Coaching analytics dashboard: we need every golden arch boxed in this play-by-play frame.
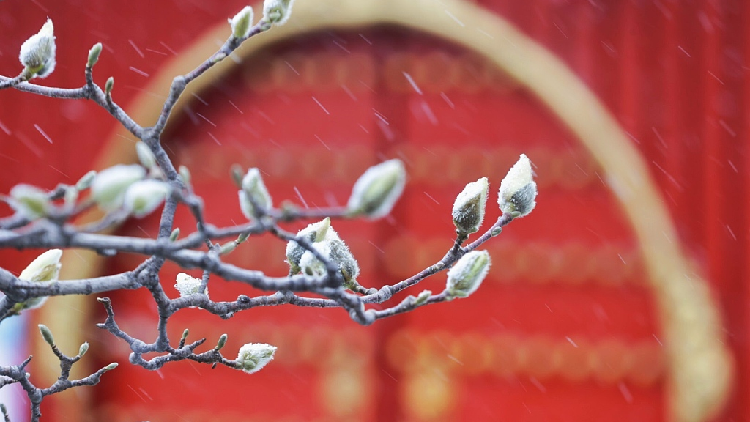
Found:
[46,1,731,421]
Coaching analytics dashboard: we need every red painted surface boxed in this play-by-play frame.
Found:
[0,1,747,421]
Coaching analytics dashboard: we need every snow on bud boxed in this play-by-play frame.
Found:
[174,273,208,297]
[91,165,146,211]
[329,237,360,285]
[263,0,294,25]
[453,177,489,235]
[414,290,432,306]
[285,217,330,273]
[498,154,537,218]
[229,6,254,39]
[9,184,50,219]
[13,249,63,312]
[123,180,169,217]
[135,141,156,170]
[19,19,56,78]
[347,159,406,219]
[238,168,272,219]
[299,244,330,277]
[446,250,490,299]
[236,343,277,374]
[87,42,102,68]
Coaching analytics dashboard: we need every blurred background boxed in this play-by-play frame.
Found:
[0,0,747,421]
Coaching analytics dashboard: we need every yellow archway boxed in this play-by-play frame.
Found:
[44,1,731,421]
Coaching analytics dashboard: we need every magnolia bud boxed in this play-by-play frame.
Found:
[236,343,277,374]
[285,218,330,273]
[219,241,237,255]
[498,154,537,218]
[229,6,254,39]
[170,228,181,241]
[217,334,228,350]
[453,177,489,235]
[91,165,146,211]
[75,170,97,191]
[63,187,78,210]
[238,168,272,219]
[174,273,207,298]
[446,250,490,299]
[299,248,327,277]
[12,249,63,312]
[9,184,50,219]
[105,77,114,97]
[123,180,169,217]
[38,324,55,346]
[19,19,56,78]
[415,290,432,306]
[290,220,361,288]
[347,159,406,219]
[178,165,191,186]
[263,0,294,25]
[87,42,102,68]
[103,363,118,371]
[79,342,90,357]
[328,237,359,285]
[135,141,156,170]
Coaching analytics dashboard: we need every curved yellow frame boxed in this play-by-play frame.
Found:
[43,1,731,421]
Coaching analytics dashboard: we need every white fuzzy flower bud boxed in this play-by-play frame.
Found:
[87,42,102,68]
[135,141,156,170]
[446,250,490,299]
[285,218,360,286]
[123,180,170,217]
[9,184,50,219]
[19,19,56,78]
[75,170,97,191]
[263,0,294,25]
[105,77,114,97]
[285,218,330,273]
[229,6,254,39]
[238,168,272,219]
[174,273,207,297]
[453,177,489,235]
[236,343,277,374]
[498,154,537,218]
[347,159,406,219]
[91,165,146,211]
[14,249,63,312]
[299,243,330,277]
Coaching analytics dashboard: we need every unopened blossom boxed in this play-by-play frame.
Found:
[90,165,146,211]
[347,159,406,219]
[229,6,254,39]
[19,19,56,78]
[452,177,489,235]
[498,154,537,218]
[236,343,277,374]
[12,249,63,312]
[446,250,490,299]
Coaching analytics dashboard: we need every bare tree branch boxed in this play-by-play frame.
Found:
[0,4,539,421]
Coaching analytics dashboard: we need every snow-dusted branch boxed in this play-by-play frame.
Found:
[0,1,539,420]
